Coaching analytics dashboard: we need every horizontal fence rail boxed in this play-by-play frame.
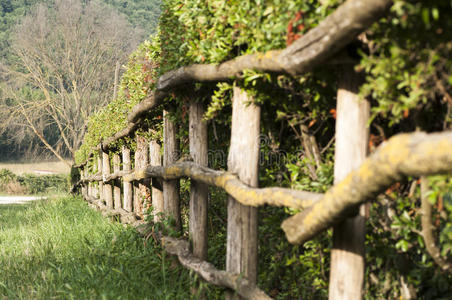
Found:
[72,0,451,298]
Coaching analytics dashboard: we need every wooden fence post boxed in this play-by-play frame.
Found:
[189,100,208,259]
[87,165,92,198]
[329,66,369,300]
[102,150,113,208]
[97,152,103,201]
[149,139,164,220]
[163,108,181,230]
[80,167,86,197]
[113,153,121,208]
[134,135,150,216]
[122,146,133,212]
[226,86,260,299]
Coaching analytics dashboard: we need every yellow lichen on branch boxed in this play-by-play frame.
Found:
[281,131,452,245]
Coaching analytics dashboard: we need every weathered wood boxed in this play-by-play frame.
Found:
[328,67,369,300]
[163,109,181,230]
[84,195,145,227]
[80,167,86,197]
[113,153,121,209]
[102,150,113,208]
[281,131,452,244]
[189,101,209,260]
[134,135,150,216]
[78,161,323,210]
[420,177,452,273]
[157,0,391,90]
[149,139,164,221]
[97,154,103,201]
[226,87,260,299]
[87,166,92,197]
[163,237,272,300]
[122,146,133,212]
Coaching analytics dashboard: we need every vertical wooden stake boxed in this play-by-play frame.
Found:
[329,66,369,300]
[113,153,121,208]
[97,153,103,201]
[87,165,92,198]
[189,101,208,259]
[80,167,86,197]
[134,135,150,217]
[122,146,133,212]
[149,140,164,221]
[163,108,181,231]
[226,86,260,299]
[102,150,113,208]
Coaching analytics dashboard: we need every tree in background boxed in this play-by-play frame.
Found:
[0,0,141,165]
[102,0,161,35]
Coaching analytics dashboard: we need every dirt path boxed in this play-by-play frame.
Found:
[0,196,47,205]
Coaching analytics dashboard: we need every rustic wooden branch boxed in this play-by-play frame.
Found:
[420,177,452,273]
[74,0,391,168]
[132,162,322,210]
[84,195,145,227]
[282,131,452,245]
[163,236,272,300]
[278,0,391,75]
[156,0,391,90]
[82,193,271,299]
[76,161,322,210]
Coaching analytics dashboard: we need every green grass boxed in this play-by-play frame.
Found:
[0,196,199,299]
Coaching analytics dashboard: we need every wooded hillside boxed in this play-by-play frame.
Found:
[0,0,160,161]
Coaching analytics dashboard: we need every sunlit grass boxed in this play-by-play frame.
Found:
[0,160,70,175]
[0,196,197,299]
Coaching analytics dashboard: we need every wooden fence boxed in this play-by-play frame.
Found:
[73,0,452,299]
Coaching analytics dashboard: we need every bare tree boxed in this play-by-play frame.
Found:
[0,0,141,165]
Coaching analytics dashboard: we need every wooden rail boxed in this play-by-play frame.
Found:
[73,0,452,298]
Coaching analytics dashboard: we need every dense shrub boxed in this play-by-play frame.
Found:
[0,169,68,194]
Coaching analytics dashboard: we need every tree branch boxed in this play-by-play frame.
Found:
[282,131,452,244]
[420,177,452,273]
[163,237,272,300]
[75,161,323,210]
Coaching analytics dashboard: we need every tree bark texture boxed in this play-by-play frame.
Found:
[163,109,181,231]
[102,150,113,208]
[81,167,87,197]
[79,160,323,210]
[122,146,133,212]
[97,153,103,201]
[149,140,164,221]
[134,135,150,217]
[163,237,272,300]
[420,177,452,273]
[328,67,369,300]
[113,153,121,209]
[87,166,93,197]
[281,131,452,246]
[189,101,209,260]
[226,87,260,299]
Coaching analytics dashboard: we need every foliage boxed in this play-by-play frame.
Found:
[102,0,161,35]
[359,0,452,125]
[74,0,452,298]
[0,168,68,195]
[364,177,452,299]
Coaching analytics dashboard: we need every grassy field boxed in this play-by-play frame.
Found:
[0,160,70,175]
[0,196,209,299]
